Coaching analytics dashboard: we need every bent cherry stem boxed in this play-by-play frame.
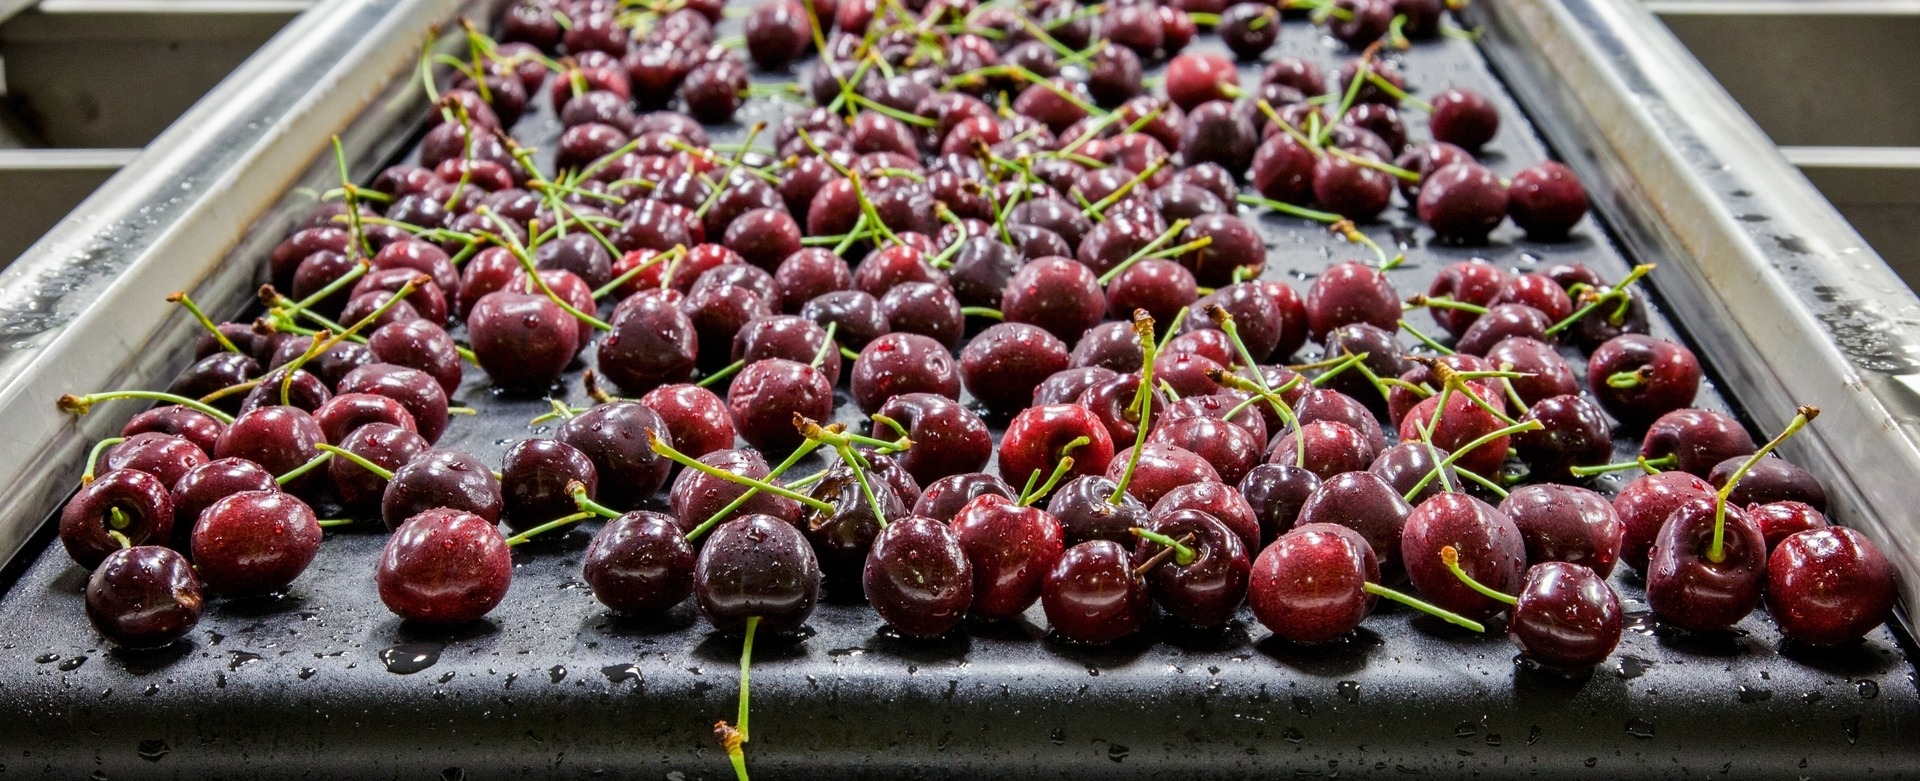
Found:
[1131,527,1195,567]
[1439,545,1518,606]
[1709,405,1818,563]
[1109,311,1159,504]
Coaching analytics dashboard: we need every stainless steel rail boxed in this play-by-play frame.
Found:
[0,0,474,567]
[1475,0,1920,611]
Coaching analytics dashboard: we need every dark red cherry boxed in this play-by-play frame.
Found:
[772,248,853,313]
[875,393,992,484]
[101,433,207,490]
[1749,501,1830,552]
[1306,260,1399,340]
[1513,394,1614,481]
[913,473,1014,524]
[953,495,1066,620]
[1178,101,1258,176]
[368,320,463,396]
[168,352,257,411]
[1484,337,1577,407]
[1180,215,1266,288]
[1394,142,1475,202]
[800,289,891,350]
[60,470,174,570]
[1002,257,1105,343]
[556,401,672,509]
[191,490,321,596]
[380,449,503,531]
[1508,162,1590,239]
[167,458,276,551]
[337,363,450,445]
[215,406,326,498]
[682,58,748,123]
[1106,443,1220,507]
[377,508,512,625]
[669,449,801,532]
[1417,163,1508,243]
[1614,471,1714,576]
[1250,523,1380,644]
[960,322,1071,414]
[695,514,821,633]
[1042,540,1150,644]
[998,403,1117,489]
[1454,303,1550,357]
[744,0,811,69]
[1328,0,1392,48]
[945,237,1024,309]
[85,546,202,649]
[880,281,964,348]
[727,358,834,452]
[1708,456,1828,511]
[1316,323,1405,410]
[500,439,599,532]
[1426,260,1511,337]
[1587,335,1701,426]
[1499,484,1623,577]
[599,291,699,395]
[1250,133,1317,205]
[1268,420,1377,480]
[638,384,735,462]
[724,208,803,271]
[1509,561,1621,669]
[330,423,426,514]
[1295,471,1413,582]
[1313,150,1394,220]
[1644,497,1766,632]
[1401,493,1527,621]
[465,292,578,393]
[1148,415,1261,486]
[1240,464,1321,545]
[1218,3,1280,59]
[1429,88,1500,151]
[851,333,961,414]
[1367,441,1457,507]
[734,314,843,385]
[122,406,225,457]
[1767,527,1895,646]
[1164,52,1239,111]
[239,366,331,415]
[1045,475,1150,547]
[1133,509,1249,628]
[804,466,907,587]
[1152,481,1260,556]
[1640,408,1756,477]
[863,515,973,637]
[583,511,695,615]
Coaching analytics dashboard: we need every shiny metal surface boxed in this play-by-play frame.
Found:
[0,0,475,568]
[1476,0,1920,613]
[1782,147,1920,292]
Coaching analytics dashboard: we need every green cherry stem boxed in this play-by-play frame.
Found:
[698,360,747,389]
[1110,312,1159,503]
[570,482,626,519]
[166,291,242,354]
[81,437,125,485]
[1545,263,1654,337]
[1130,527,1195,567]
[737,615,759,741]
[1096,218,1192,286]
[317,518,355,528]
[1362,581,1487,632]
[313,444,396,482]
[58,391,235,424]
[1018,436,1089,506]
[686,440,825,542]
[276,451,334,486]
[1401,419,1543,502]
[504,511,599,546]
[1439,545,1518,606]
[1235,194,1344,224]
[1567,454,1673,479]
[1710,406,1817,564]
[1407,294,1489,315]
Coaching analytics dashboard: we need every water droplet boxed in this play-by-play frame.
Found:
[298,667,317,680]
[1107,743,1129,762]
[143,684,159,697]
[1805,691,1824,705]
[1856,680,1880,699]
[1336,680,1360,704]
[1454,721,1478,739]
[1842,716,1861,746]
[549,665,568,683]
[1738,686,1773,703]
[379,642,444,675]
[1615,655,1652,680]
[227,651,263,671]
[90,771,108,780]
[33,653,58,664]
[1527,725,1541,746]
[1624,718,1655,739]
[438,671,456,684]
[1584,757,1598,768]
[1049,729,1066,746]
[441,768,466,781]
[1283,726,1305,744]
[58,656,87,672]
[1291,696,1313,717]
[1484,733,1501,747]
[136,739,170,762]
[827,647,865,657]
[1623,610,1657,635]
[602,664,639,684]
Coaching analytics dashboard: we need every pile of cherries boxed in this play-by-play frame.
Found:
[50,0,1900,773]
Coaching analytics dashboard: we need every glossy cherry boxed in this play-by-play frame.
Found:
[85,545,203,649]
[191,490,323,595]
[377,508,513,625]
[584,510,697,615]
[1766,527,1896,646]
[864,515,975,638]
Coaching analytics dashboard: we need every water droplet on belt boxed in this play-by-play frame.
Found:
[379,642,444,675]
[227,651,262,671]
[1842,716,1861,746]
[1738,685,1772,703]
[1624,718,1655,739]
[550,665,568,683]
[1336,680,1360,704]
[58,656,87,672]
[1857,680,1880,699]
[136,739,170,762]
[603,664,639,683]
[1107,743,1129,762]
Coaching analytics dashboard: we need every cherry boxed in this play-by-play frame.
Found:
[1295,471,1414,582]
[1368,441,1457,506]
[579,510,694,616]
[467,291,579,392]
[1586,334,1701,426]
[1105,442,1220,507]
[1268,420,1376,480]
[60,469,175,570]
[338,363,450,444]
[85,545,203,649]
[1644,496,1766,631]
[99,433,207,490]
[1613,471,1714,575]
[599,290,700,394]
[745,0,811,70]
[1767,527,1895,646]
[953,322,1068,414]
[725,208,804,271]
[874,393,992,484]
[1150,482,1258,555]
[1249,523,1381,644]
[1165,52,1239,111]
[945,237,1024,309]
[998,403,1116,489]
[1394,142,1475,203]
[1429,89,1500,150]
[953,494,1066,620]
[1639,408,1756,477]
[682,59,749,124]
[166,457,277,550]
[727,359,834,453]
[913,473,1012,524]
[851,333,961,414]
[1417,163,1508,243]
[1749,501,1830,552]
[191,490,322,596]
[501,439,599,532]
[734,314,843,385]
[1312,150,1394,221]
[800,290,891,350]
[556,401,673,509]
[684,284,775,373]
[1445,549,1622,669]
[1424,260,1509,336]
[238,366,332,415]
[376,448,502,531]
[1508,162,1590,239]
[863,515,974,638]
[1498,484,1623,576]
[1178,101,1258,176]
[879,281,963,348]
[1041,540,1150,643]
[1708,456,1828,511]
[1328,0,1392,47]
[1314,325,1404,411]
[1401,493,1527,621]
[214,405,326,499]
[1237,463,1320,545]
[668,449,802,533]
[377,508,512,625]
[1484,337,1577,407]
[1002,257,1105,343]
[1397,385,1512,480]
[1218,3,1279,59]
[694,513,821,634]
[803,463,906,588]
[1042,473,1149,547]
[1164,390,1270,443]
[1249,133,1317,205]
[1513,394,1614,481]
[773,249,854,312]
[1305,260,1399,340]
[1148,415,1261,486]
[122,406,225,457]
